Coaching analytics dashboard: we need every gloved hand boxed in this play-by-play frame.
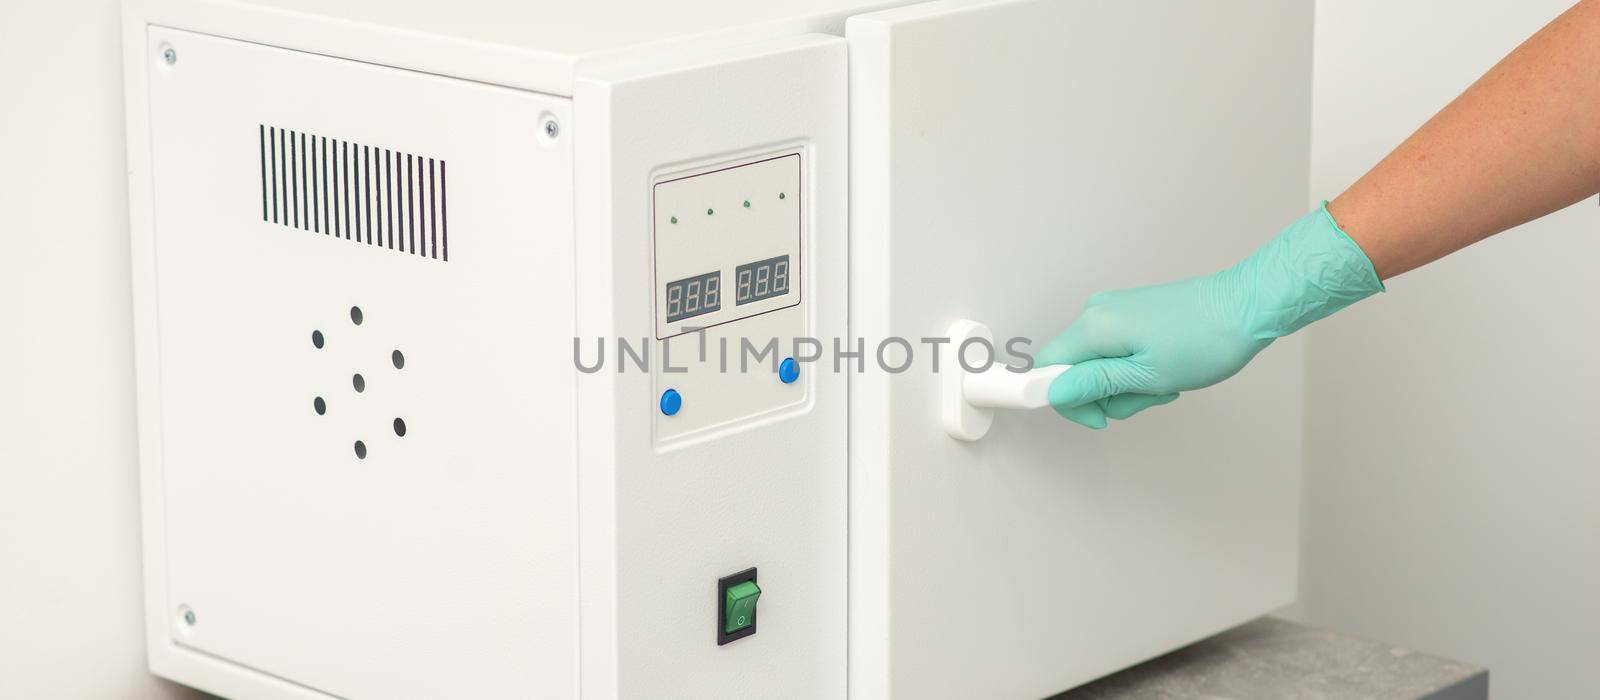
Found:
[1037,203,1384,428]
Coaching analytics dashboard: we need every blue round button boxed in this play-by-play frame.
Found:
[659,389,682,416]
[778,357,800,384]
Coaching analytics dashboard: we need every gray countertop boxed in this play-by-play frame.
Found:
[1055,617,1488,700]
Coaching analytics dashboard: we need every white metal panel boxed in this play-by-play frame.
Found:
[124,0,919,96]
[574,35,849,698]
[138,27,576,699]
[848,1,1313,697]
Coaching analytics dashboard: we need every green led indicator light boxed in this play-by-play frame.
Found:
[707,208,714,215]
[743,200,751,208]
[778,192,786,200]
[670,216,678,224]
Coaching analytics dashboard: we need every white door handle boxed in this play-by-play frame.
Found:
[963,363,1069,410]
[942,319,1070,441]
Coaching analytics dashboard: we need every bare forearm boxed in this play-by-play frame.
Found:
[1328,0,1600,280]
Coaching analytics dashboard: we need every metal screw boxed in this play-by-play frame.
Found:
[183,610,196,626]
[543,120,559,139]
[161,47,177,66]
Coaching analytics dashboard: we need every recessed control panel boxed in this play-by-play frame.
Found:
[650,151,810,442]
[653,154,802,339]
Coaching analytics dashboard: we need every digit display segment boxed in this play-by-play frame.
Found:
[735,255,791,306]
[664,270,721,323]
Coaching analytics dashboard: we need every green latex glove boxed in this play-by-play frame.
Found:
[1037,203,1384,428]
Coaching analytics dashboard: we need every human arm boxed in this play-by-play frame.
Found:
[1040,0,1600,428]
[1330,0,1600,279]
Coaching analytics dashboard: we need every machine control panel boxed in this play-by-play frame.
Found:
[650,152,809,441]
[653,154,802,339]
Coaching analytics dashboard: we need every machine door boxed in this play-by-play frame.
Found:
[846,1,1313,697]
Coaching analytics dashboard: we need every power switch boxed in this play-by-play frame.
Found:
[724,581,761,634]
[717,567,760,645]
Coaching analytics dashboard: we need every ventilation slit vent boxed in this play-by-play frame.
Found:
[259,125,449,261]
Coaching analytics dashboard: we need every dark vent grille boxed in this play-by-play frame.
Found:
[258,125,448,261]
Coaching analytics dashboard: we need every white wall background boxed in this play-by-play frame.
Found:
[1287,2,1600,699]
[0,1,206,698]
[3,0,1597,698]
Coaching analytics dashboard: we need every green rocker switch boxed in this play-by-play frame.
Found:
[718,568,762,645]
[724,580,761,634]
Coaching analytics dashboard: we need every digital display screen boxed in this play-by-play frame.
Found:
[735,255,790,306]
[664,271,721,324]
